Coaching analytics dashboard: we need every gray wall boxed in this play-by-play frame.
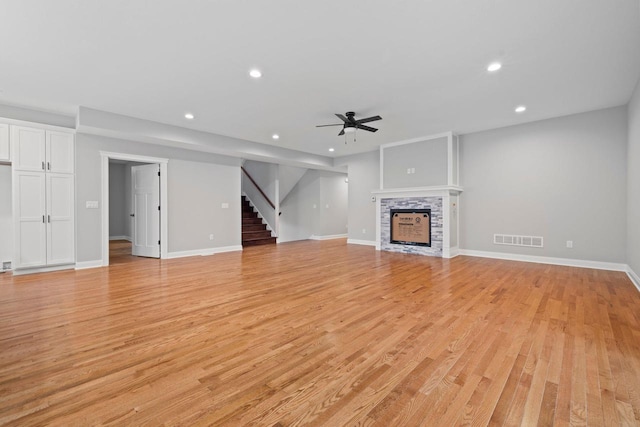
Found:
[335,150,380,243]
[460,106,628,263]
[168,160,241,252]
[383,137,448,188]
[75,133,241,262]
[628,80,640,275]
[319,173,349,236]
[0,165,12,265]
[108,163,127,238]
[279,170,348,242]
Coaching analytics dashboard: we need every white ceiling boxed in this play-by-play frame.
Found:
[1,1,639,157]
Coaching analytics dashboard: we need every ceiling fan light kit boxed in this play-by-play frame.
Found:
[316,111,382,143]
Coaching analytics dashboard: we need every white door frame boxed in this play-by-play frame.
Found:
[100,151,168,266]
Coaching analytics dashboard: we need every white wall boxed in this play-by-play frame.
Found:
[460,106,628,263]
[108,162,127,238]
[279,170,348,242]
[75,133,241,262]
[335,150,380,243]
[0,165,12,267]
[628,80,640,276]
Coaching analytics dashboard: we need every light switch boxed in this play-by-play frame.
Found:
[221,203,229,209]
[86,201,99,209]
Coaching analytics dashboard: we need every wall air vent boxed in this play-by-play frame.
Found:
[493,234,543,248]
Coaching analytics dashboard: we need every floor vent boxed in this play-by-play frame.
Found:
[493,234,543,248]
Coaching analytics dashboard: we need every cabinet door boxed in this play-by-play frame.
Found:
[11,126,46,171]
[46,173,75,265]
[13,172,47,268]
[0,123,9,161]
[46,131,74,174]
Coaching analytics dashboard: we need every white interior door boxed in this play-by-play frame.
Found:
[132,164,160,258]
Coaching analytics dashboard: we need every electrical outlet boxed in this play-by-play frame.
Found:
[566,240,573,248]
[362,229,366,234]
[407,168,411,174]
[209,234,214,240]
[221,203,229,209]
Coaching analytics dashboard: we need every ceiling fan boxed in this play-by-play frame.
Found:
[316,111,382,136]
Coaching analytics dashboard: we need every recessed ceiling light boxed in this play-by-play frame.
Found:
[515,105,527,113]
[487,62,502,72]
[249,69,262,78]
[184,113,195,120]
[329,148,335,152]
[272,134,279,140]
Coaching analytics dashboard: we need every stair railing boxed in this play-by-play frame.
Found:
[241,167,280,215]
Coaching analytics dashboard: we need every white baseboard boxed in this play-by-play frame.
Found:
[167,245,243,259]
[13,264,75,276]
[109,235,132,241]
[347,239,377,247]
[459,249,628,272]
[75,260,104,270]
[444,246,460,259]
[310,234,348,241]
[627,266,640,292]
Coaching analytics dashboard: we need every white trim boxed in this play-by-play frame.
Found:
[75,260,104,270]
[459,249,628,272]
[0,116,75,133]
[372,185,463,195]
[166,245,243,259]
[449,246,460,258]
[347,239,377,247]
[100,152,169,267]
[12,264,75,276]
[309,234,348,241]
[109,235,132,241]
[626,266,640,292]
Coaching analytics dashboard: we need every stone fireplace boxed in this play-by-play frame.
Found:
[373,132,462,258]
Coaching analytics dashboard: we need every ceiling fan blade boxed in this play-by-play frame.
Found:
[335,114,348,123]
[338,129,345,136]
[356,124,378,132]
[316,124,343,127]
[356,115,382,124]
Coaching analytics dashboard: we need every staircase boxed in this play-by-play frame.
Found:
[242,196,276,247]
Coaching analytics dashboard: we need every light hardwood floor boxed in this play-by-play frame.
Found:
[0,239,639,426]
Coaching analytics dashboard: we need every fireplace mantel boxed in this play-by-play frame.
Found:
[372,185,463,197]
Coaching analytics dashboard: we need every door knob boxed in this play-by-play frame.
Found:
[130,213,135,217]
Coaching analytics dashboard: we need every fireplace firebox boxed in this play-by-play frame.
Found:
[390,209,431,247]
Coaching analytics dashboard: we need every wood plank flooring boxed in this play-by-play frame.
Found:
[1,239,639,426]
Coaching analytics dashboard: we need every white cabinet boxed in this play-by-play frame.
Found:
[13,172,75,269]
[11,126,74,173]
[11,125,75,271]
[13,172,47,268]
[0,123,9,162]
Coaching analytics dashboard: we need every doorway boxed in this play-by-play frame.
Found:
[100,152,168,266]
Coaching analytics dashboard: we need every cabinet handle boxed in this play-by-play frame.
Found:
[47,162,50,170]
[42,161,45,170]
[48,215,51,223]
[42,215,45,223]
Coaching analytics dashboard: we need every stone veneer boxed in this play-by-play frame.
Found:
[381,197,443,257]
